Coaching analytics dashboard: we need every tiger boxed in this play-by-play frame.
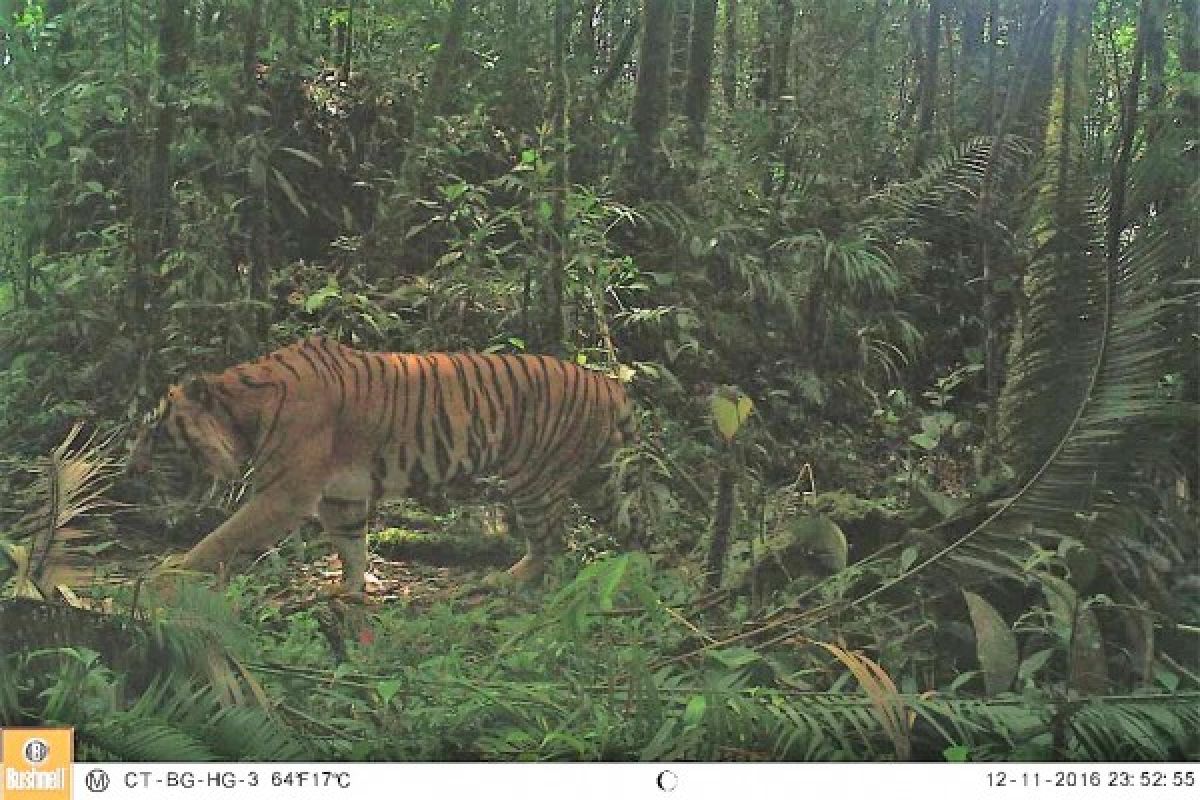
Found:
[129,335,638,593]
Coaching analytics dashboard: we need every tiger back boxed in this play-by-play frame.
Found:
[130,336,637,592]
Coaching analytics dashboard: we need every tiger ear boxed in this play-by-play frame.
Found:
[182,376,212,406]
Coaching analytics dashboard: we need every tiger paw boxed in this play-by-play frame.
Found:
[319,583,368,604]
[500,553,545,585]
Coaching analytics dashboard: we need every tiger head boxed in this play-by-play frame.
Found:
[128,376,250,481]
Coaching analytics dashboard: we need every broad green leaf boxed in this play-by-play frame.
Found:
[682,695,707,726]
[1017,648,1055,683]
[711,388,754,443]
[963,590,1018,695]
[375,679,403,706]
[908,431,939,451]
[943,744,971,762]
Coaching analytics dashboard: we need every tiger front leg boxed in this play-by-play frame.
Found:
[317,496,370,596]
[180,486,321,578]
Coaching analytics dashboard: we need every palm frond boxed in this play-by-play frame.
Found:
[998,205,1187,531]
[872,135,1031,244]
[6,422,124,599]
[81,679,310,761]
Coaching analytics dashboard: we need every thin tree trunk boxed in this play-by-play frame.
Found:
[242,0,269,345]
[684,0,719,152]
[596,16,641,100]
[914,0,942,166]
[722,0,738,106]
[985,0,998,133]
[773,0,795,98]
[341,1,354,79]
[134,0,188,329]
[580,0,599,72]
[1144,0,1167,143]
[980,5,1057,462]
[427,0,472,116]
[671,0,692,110]
[899,0,924,130]
[628,0,674,198]
[1181,0,1199,128]
[706,457,736,589]
[543,0,569,351]
[1107,0,1150,268]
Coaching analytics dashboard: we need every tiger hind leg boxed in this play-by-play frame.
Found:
[317,496,371,595]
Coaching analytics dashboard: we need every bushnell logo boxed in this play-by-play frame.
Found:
[2,728,73,800]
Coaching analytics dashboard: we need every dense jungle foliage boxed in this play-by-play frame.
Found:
[1,0,1198,762]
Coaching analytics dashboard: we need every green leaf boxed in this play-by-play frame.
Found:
[908,431,939,451]
[375,679,403,706]
[708,647,764,671]
[963,590,1018,695]
[682,695,707,726]
[271,167,308,217]
[597,554,629,611]
[1017,648,1055,683]
[943,744,971,762]
[304,284,340,313]
[279,146,323,168]
[711,388,753,443]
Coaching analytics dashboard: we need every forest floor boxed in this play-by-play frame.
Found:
[41,521,503,613]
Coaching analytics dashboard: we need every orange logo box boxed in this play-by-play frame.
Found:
[1,728,73,800]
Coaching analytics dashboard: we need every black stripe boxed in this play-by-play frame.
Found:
[311,337,348,417]
[293,345,328,384]
[238,373,275,390]
[465,354,500,469]
[507,364,596,497]
[272,353,303,380]
[210,392,257,457]
[412,357,428,454]
[249,382,288,465]
[503,356,555,484]
[382,355,405,445]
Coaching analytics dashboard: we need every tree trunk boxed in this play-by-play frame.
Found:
[898,0,924,131]
[340,0,354,79]
[628,0,674,198]
[670,0,692,110]
[1106,0,1149,269]
[1144,0,1167,143]
[684,0,719,152]
[1181,0,1199,129]
[722,0,738,106]
[773,0,795,99]
[985,0,998,133]
[580,0,599,72]
[1013,0,1059,152]
[427,0,473,116]
[596,16,641,100]
[133,0,188,329]
[242,0,270,345]
[706,457,736,589]
[913,0,942,166]
[543,0,569,352]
